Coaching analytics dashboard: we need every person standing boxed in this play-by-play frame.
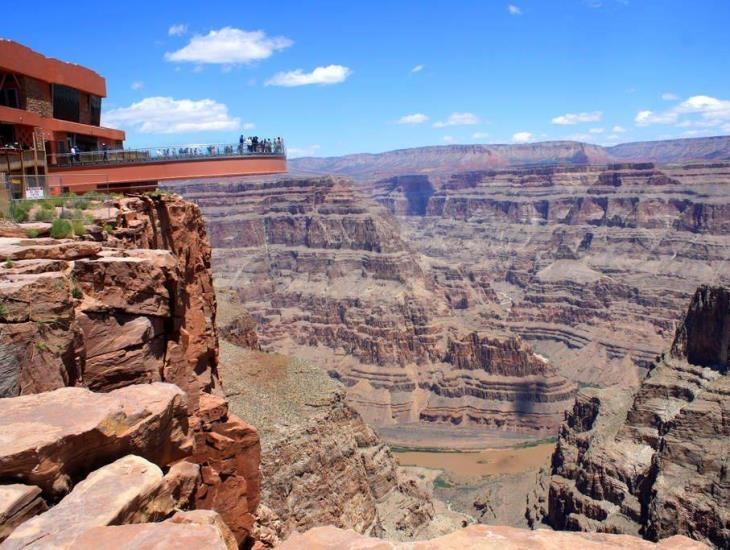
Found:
[239,134,244,153]
[102,142,108,161]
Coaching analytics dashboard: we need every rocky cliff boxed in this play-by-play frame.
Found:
[173,175,576,434]
[540,285,729,548]
[370,163,730,388]
[0,195,259,545]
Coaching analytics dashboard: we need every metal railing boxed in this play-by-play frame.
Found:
[49,140,286,168]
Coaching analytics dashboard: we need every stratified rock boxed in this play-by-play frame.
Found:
[189,392,261,544]
[276,524,708,549]
[0,383,191,496]
[2,455,198,549]
[543,286,729,548]
[220,313,259,349]
[174,176,575,434]
[0,484,47,542]
[0,237,101,261]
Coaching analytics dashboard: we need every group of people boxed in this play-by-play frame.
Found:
[238,135,284,154]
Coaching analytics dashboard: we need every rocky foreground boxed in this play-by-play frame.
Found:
[173,176,576,434]
[530,286,729,548]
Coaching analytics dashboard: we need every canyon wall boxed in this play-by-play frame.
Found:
[541,285,728,548]
[173,176,576,434]
[368,163,730,388]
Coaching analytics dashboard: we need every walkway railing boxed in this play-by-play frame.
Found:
[49,141,286,168]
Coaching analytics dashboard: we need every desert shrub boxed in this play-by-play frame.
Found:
[39,200,55,211]
[33,208,56,222]
[60,208,84,220]
[71,219,85,236]
[25,228,39,238]
[10,203,30,223]
[50,218,73,239]
[66,194,90,210]
[71,287,83,299]
[4,259,14,268]
[102,223,113,234]
[0,303,6,317]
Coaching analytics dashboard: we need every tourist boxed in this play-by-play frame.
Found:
[239,134,244,153]
[69,145,76,164]
[101,142,108,161]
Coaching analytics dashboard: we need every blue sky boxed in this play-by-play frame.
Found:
[5,0,730,156]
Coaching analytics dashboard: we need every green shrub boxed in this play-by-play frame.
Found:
[71,219,86,236]
[50,218,73,239]
[39,200,55,211]
[4,259,14,268]
[33,208,56,222]
[25,228,39,238]
[102,223,113,234]
[10,203,30,223]
[65,193,90,210]
[0,303,6,318]
[71,287,83,299]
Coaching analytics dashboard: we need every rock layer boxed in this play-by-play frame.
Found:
[542,286,729,548]
[173,176,576,434]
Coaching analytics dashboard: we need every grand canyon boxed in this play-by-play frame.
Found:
[0,136,728,549]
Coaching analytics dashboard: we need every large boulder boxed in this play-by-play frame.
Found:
[0,484,47,542]
[0,383,192,496]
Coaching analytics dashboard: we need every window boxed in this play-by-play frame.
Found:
[52,84,80,122]
[89,95,101,126]
[0,88,19,108]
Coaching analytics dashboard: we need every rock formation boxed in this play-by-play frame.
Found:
[0,195,259,546]
[367,163,730,389]
[173,175,576,434]
[277,524,708,549]
[540,285,729,548]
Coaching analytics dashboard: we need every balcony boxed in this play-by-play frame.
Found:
[49,141,286,168]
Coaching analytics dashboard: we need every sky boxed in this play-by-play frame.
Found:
[4,0,730,157]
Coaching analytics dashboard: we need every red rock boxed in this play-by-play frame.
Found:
[0,484,47,542]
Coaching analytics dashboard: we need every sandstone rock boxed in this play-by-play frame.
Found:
[0,484,47,542]
[72,520,235,550]
[189,392,261,544]
[220,313,259,349]
[168,509,238,549]
[0,237,101,261]
[2,455,195,549]
[276,524,708,549]
[0,383,191,496]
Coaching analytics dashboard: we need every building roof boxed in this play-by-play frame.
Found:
[0,39,107,97]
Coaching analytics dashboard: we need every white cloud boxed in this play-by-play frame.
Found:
[131,81,144,91]
[103,96,240,134]
[433,112,480,127]
[442,135,455,143]
[265,65,351,87]
[165,27,292,65]
[242,122,255,130]
[410,64,424,74]
[551,111,603,125]
[168,24,188,37]
[507,4,522,15]
[512,131,533,143]
[472,132,489,139]
[612,125,626,133]
[661,92,678,101]
[397,113,429,125]
[287,144,321,158]
[635,95,730,131]
[589,127,604,134]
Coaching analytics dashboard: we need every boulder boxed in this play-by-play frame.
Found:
[0,383,192,496]
[0,484,47,542]
[276,525,709,549]
[2,455,198,549]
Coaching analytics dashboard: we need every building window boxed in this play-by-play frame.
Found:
[0,72,21,108]
[52,84,80,122]
[89,95,101,126]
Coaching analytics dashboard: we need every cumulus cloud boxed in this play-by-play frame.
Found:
[103,96,240,133]
[661,92,678,101]
[168,24,188,37]
[433,112,480,127]
[442,135,455,143]
[165,27,292,65]
[131,81,144,91]
[507,4,522,15]
[410,64,424,74]
[551,111,603,125]
[397,113,429,125]
[287,144,321,158]
[472,132,489,139]
[612,125,626,133]
[265,65,351,87]
[634,95,730,131]
[512,131,533,143]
